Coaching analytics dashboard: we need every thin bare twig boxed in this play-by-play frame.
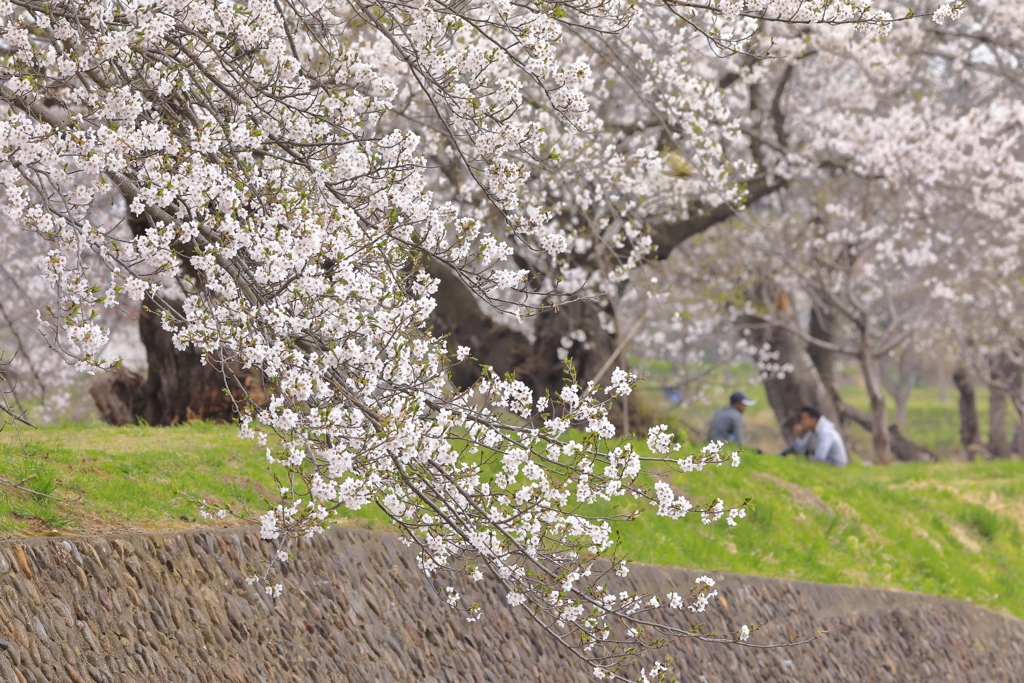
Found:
[0,476,79,502]
[582,310,649,398]
[0,403,36,428]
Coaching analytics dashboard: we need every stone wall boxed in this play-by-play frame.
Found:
[0,525,1018,683]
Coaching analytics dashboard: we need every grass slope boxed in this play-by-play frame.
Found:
[0,421,277,535]
[614,447,1024,620]
[1,422,1022,620]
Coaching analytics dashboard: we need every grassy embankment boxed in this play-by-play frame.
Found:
[0,422,1022,620]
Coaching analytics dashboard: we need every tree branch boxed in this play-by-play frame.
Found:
[649,175,786,260]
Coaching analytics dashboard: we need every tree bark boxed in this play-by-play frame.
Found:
[881,349,916,428]
[424,259,534,391]
[952,367,985,460]
[808,303,835,390]
[888,424,937,462]
[89,369,146,426]
[425,259,641,425]
[741,315,838,440]
[91,297,267,425]
[804,301,870,453]
[988,384,1009,458]
[859,349,893,464]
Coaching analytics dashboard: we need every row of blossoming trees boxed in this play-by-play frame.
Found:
[620,0,1024,463]
[0,0,1015,678]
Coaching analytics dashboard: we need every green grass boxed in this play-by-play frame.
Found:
[607,443,1024,620]
[0,421,285,535]
[1,422,1022,621]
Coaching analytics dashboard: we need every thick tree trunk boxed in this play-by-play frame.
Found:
[859,350,892,464]
[425,261,641,426]
[524,300,619,397]
[988,384,1009,458]
[994,356,1024,456]
[952,367,986,460]
[91,297,267,425]
[494,298,643,429]
[428,264,616,399]
[91,208,268,425]
[808,303,835,389]
[805,302,864,453]
[89,370,147,426]
[742,317,838,440]
[424,259,534,390]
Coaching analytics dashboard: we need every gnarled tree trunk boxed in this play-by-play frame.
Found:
[740,312,838,441]
[425,259,534,391]
[91,297,267,425]
[988,384,1009,458]
[805,301,863,452]
[859,348,892,464]
[952,367,986,461]
[985,353,1017,459]
[425,256,641,425]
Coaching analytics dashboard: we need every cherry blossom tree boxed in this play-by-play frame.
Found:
[0,0,960,678]
[775,0,1024,462]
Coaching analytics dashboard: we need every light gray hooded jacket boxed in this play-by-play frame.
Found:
[792,416,848,468]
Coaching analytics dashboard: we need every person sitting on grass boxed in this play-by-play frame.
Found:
[784,406,848,468]
[706,391,756,446]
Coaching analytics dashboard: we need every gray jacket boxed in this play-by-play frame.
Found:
[707,405,744,445]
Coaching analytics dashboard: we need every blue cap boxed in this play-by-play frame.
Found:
[730,391,756,406]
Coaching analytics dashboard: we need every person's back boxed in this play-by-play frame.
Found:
[707,405,743,444]
[706,392,755,445]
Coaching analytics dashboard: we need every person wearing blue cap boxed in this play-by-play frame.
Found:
[706,391,756,446]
